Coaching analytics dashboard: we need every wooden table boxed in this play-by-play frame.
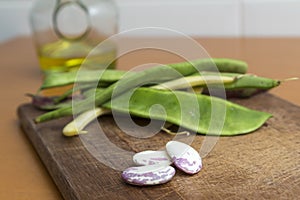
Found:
[0,37,299,200]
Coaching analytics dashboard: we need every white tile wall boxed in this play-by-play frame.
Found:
[0,1,32,42]
[1,0,300,42]
[116,0,241,37]
[243,0,300,37]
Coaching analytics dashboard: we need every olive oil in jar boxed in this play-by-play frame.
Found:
[38,39,117,73]
[30,0,119,73]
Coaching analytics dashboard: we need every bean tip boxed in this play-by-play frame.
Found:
[282,77,299,82]
[34,117,41,124]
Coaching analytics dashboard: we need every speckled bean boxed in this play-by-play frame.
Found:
[133,150,172,166]
[121,165,176,186]
[166,141,202,174]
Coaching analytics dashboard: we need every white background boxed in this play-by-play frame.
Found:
[1,0,300,43]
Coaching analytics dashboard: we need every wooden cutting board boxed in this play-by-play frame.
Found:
[17,93,300,200]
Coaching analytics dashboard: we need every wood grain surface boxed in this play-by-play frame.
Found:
[18,93,300,200]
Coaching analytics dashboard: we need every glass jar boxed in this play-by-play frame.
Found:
[30,0,118,73]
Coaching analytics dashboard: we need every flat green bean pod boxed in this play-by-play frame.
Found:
[40,69,129,90]
[199,72,280,98]
[171,58,248,74]
[40,58,247,90]
[102,88,271,136]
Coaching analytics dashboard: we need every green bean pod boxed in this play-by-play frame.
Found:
[171,58,248,74]
[40,69,128,89]
[40,58,247,90]
[102,88,271,136]
[200,72,280,98]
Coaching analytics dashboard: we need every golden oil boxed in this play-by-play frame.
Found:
[38,39,117,73]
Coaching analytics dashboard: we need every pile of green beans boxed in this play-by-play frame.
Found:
[35,58,248,122]
[32,58,281,136]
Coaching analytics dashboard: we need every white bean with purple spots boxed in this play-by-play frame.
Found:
[121,165,176,186]
[133,150,172,166]
[166,141,202,174]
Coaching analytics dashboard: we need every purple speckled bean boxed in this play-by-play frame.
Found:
[133,150,172,166]
[121,165,175,186]
[166,141,202,174]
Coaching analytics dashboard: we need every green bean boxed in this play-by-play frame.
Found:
[102,88,271,135]
[151,74,235,90]
[171,58,248,74]
[35,58,248,123]
[40,69,129,89]
[40,58,247,90]
[219,73,279,89]
[199,72,280,98]
[52,87,74,103]
[63,107,111,136]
